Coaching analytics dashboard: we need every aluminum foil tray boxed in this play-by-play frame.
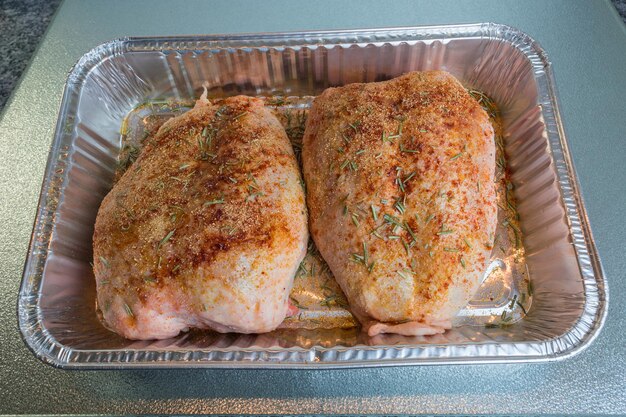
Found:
[18,23,607,368]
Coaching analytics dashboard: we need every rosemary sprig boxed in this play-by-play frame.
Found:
[123,302,134,317]
[371,204,378,221]
[350,241,374,272]
[158,229,175,248]
[437,223,454,236]
[369,223,385,237]
[395,177,405,193]
[99,256,110,268]
[289,296,308,310]
[516,301,528,315]
[397,270,412,280]
[403,172,416,184]
[296,261,308,277]
[400,144,419,153]
[383,213,405,231]
[402,240,411,256]
[450,151,464,161]
[221,225,238,236]
[204,195,225,206]
[404,222,417,242]
[394,198,406,215]
[266,97,285,106]
[468,89,499,119]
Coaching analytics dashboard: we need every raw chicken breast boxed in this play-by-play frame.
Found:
[93,95,308,340]
[302,71,496,336]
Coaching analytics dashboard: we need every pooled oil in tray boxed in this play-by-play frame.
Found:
[115,92,531,335]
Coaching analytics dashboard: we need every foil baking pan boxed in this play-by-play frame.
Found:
[18,23,607,368]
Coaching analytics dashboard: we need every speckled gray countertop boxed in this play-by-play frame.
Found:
[615,0,626,19]
[0,0,61,110]
[0,1,625,112]
[1,0,626,416]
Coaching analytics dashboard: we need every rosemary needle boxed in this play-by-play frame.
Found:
[158,229,175,248]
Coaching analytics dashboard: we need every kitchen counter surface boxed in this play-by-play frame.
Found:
[1,0,625,415]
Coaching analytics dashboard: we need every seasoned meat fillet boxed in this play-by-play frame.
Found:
[302,71,496,336]
[93,95,308,340]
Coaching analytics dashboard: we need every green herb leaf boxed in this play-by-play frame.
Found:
[395,177,405,193]
[402,240,411,256]
[397,269,414,280]
[158,230,175,248]
[450,151,464,161]
[290,296,308,310]
[436,229,454,236]
[400,144,419,153]
[349,121,360,133]
[123,302,134,317]
[394,198,405,215]
[371,204,378,221]
[383,213,405,230]
[297,261,308,277]
[405,222,417,242]
[99,256,110,268]
[516,301,528,315]
[204,195,225,206]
